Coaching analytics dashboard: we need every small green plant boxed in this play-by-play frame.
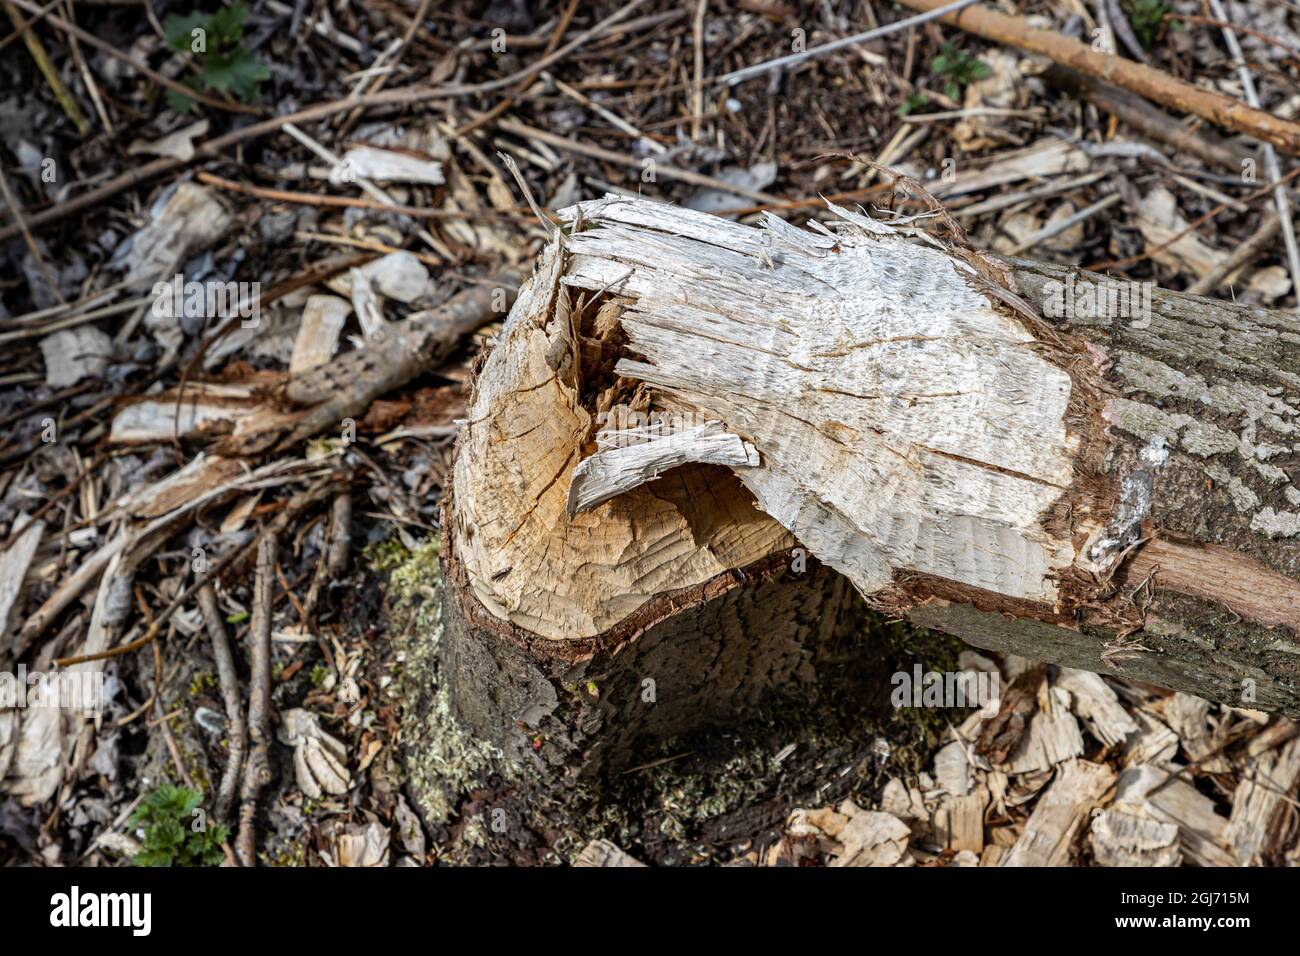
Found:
[1124,0,1175,51]
[897,92,929,117]
[931,43,991,100]
[131,785,227,866]
[164,1,269,111]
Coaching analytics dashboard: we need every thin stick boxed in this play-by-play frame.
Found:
[153,639,198,790]
[0,278,127,327]
[0,449,103,549]
[0,295,149,343]
[293,229,441,266]
[336,0,431,139]
[543,71,665,152]
[450,0,581,139]
[0,164,64,303]
[1187,212,1282,295]
[1167,11,1300,57]
[1005,193,1121,256]
[195,171,533,221]
[235,533,277,867]
[0,0,58,54]
[50,475,337,666]
[497,117,783,202]
[199,584,245,823]
[60,0,114,135]
[2,0,88,133]
[281,121,453,261]
[714,0,980,87]
[691,0,708,140]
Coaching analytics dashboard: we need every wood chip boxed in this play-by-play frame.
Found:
[290,294,351,376]
[1089,806,1182,867]
[1000,687,1084,774]
[575,839,647,867]
[830,806,912,867]
[116,182,233,286]
[39,326,112,387]
[329,145,444,186]
[0,516,44,640]
[1055,667,1138,748]
[1226,736,1300,865]
[1115,764,1235,867]
[933,788,989,853]
[325,250,431,304]
[1001,759,1115,866]
[1135,187,1237,279]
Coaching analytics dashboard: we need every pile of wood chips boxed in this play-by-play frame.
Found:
[768,652,1300,868]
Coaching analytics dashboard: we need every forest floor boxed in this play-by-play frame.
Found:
[1,0,1299,866]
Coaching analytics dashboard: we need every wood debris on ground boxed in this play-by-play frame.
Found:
[771,654,1297,868]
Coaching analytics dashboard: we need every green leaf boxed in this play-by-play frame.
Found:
[166,86,198,114]
[163,12,208,53]
[897,93,928,118]
[209,0,251,47]
[199,48,269,101]
[152,819,186,850]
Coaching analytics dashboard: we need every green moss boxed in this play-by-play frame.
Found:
[365,537,413,574]
[264,839,307,867]
[384,536,510,826]
[186,671,216,697]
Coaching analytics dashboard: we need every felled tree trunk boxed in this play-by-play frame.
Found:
[440,196,1300,779]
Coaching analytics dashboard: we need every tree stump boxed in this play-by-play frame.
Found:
[438,196,1300,785]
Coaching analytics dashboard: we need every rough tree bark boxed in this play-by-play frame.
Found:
[439,195,1300,779]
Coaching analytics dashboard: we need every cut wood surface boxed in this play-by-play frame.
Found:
[446,195,1300,735]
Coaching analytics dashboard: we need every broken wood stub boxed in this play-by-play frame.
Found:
[440,534,885,775]
[439,196,1300,778]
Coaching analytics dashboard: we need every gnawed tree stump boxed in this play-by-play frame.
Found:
[440,195,1300,780]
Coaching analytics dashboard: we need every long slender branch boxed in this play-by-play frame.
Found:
[894,0,1300,157]
[199,584,245,824]
[235,534,277,867]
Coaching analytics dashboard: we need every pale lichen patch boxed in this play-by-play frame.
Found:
[1250,508,1300,538]
[386,538,510,826]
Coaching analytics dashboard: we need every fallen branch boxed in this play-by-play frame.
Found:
[895,0,1300,157]
[1187,212,1282,295]
[235,534,277,867]
[221,280,517,455]
[199,584,245,824]
[1044,66,1248,173]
